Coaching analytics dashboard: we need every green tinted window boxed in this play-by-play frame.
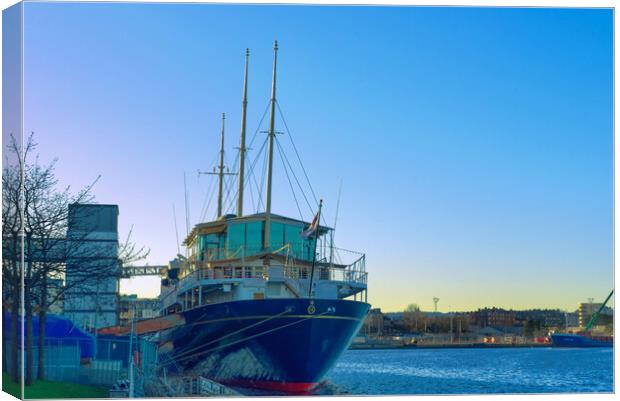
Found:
[193,242,200,259]
[202,233,222,260]
[206,233,219,248]
[219,234,225,252]
[285,225,303,258]
[198,235,207,261]
[246,221,264,254]
[270,222,285,250]
[304,238,315,261]
[227,223,246,253]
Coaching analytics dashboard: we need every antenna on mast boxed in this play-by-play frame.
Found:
[264,40,278,250]
[183,172,190,236]
[329,179,343,267]
[217,113,226,217]
[172,203,181,255]
[237,48,250,217]
[199,113,236,219]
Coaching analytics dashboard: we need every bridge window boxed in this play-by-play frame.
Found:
[284,225,302,258]
[270,222,285,250]
[227,223,245,254]
[246,221,264,254]
[199,233,223,261]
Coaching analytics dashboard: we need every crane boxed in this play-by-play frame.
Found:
[583,290,614,332]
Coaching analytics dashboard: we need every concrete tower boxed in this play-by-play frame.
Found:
[63,204,120,330]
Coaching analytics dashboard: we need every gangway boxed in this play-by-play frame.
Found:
[120,264,167,279]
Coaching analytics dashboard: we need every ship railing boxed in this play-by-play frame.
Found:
[174,262,366,286]
[332,253,367,284]
[283,255,367,286]
[176,245,366,285]
[181,264,267,282]
[347,253,366,274]
[327,247,366,270]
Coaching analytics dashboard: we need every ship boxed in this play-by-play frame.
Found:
[550,290,613,348]
[550,332,612,348]
[101,42,370,394]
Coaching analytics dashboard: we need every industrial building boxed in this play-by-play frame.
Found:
[118,295,161,326]
[63,204,120,330]
[46,278,64,315]
[578,302,613,328]
[469,307,516,328]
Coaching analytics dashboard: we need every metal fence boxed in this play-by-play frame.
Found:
[5,340,82,382]
[5,336,157,388]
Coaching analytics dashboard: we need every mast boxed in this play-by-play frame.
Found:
[308,199,323,298]
[199,113,236,220]
[264,40,278,250]
[329,180,342,268]
[217,112,226,218]
[237,48,249,217]
[183,172,190,236]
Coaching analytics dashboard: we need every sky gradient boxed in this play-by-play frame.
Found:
[19,3,613,312]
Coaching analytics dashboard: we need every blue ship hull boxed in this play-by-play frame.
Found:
[550,333,613,348]
[158,298,370,393]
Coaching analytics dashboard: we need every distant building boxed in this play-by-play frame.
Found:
[119,295,161,326]
[565,312,579,328]
[63,204,120,330]
[514,309,565,328]
[469,308,515,328]
[578,302,613,328]
[366,308,385,335]
[474,326,505,337]
[384,312,404,322]
[363,308,394,336]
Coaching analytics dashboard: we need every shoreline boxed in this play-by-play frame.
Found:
[349,343,552,350]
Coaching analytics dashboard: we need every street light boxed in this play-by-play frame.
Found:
[448,305,454,344]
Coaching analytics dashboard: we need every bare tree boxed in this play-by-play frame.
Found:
[3,133,149,384]
[404,303,424,333]
[2,133,26,383]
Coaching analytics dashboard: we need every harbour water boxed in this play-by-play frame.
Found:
[313,347,613,395]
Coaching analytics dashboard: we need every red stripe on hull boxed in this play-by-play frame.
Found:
[224,379,318,394]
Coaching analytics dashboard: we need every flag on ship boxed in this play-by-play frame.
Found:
[301,209,320,239]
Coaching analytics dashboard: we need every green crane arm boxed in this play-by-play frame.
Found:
[584,289,614,332]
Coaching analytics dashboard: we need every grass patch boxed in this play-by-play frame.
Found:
[2,372,108,399]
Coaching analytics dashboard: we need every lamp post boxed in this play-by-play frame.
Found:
[449,305,454,344]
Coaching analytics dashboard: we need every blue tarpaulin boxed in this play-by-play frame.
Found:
[3,313,95,358]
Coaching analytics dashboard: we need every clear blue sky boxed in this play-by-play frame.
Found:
[19,3,613,312]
